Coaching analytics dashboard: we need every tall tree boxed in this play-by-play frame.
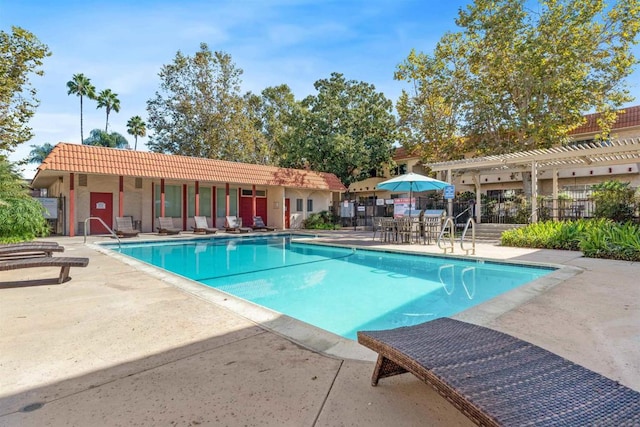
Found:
[126,115,146,150]
[147,43,255,162]
[83,128,129,148]
[66,73,96,144]
[281,72,396,185]
[396,0,640,157]
[259,84,299,166]
[0,26,50,154]
[25,142,55,163]
[96,89,120,132]
[395,42,468,163]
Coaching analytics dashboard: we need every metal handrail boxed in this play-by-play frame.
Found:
[83,217,121,250]
[437,216,455,254]
[527,206,543,224]
[455,206,472,222]
[460,217,476,255]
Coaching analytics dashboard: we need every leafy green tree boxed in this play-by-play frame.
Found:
[281,72,396,185]
[126,115,146,150]
[259,84,299,166]
[147,43,256,162]
[26,142,55,163]
[83,128,129,148]
[0,26,50,153]
[67,73,96,144]
[397,0,640,157]
[395,43,467,163]
[591,180,636,222]
[0,158,49,243]
[96,89,120,132]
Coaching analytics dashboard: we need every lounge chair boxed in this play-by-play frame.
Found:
[0,242,64,260]
[252,216,275,231]
[0,256,89,284]
[157,217,181,235]
[225,216,251,233]
[192,216,218,234]
[358,318,640,426]
[115,216,140,238]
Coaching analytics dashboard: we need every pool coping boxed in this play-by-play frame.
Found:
[91,235,583,362]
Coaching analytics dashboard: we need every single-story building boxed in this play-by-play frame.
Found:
[30,143,346,236]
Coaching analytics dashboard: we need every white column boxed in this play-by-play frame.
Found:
[552,168,558,221]
[531,160,538,223]
[447,169,453,218]
[473,173,482,224]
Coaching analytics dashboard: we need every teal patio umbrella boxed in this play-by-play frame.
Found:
[376,172,450,216]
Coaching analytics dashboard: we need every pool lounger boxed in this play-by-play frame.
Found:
[0,256,89,284]
[357,317,640,426]
[0,242,65,260]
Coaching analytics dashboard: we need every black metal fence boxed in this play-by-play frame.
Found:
[333,193,640,228]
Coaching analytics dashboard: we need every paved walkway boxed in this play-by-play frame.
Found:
[0,231,638,426]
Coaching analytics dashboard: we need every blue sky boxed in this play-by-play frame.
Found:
[2,0,640,178]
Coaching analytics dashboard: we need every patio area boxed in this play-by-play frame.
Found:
[0,231,638,426]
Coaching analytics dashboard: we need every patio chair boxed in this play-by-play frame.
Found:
[0,242,64,260]
[358,317,640,426]
[115,216,140,238]
[225,216,251,233]
[156,217,181,235]
[0,256,89,284]
[252,216,275,231]
[192,216,218,234]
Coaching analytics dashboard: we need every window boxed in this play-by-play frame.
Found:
[296,198,303,212]
[393,164,407,176]
[216,187,237,217]
[241,188,267,197]
[307,199,313,212]
[154,184,181,217]
[187,186,211,217]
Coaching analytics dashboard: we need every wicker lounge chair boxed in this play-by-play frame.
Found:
[0,242,64,260]
[225,216,251,233]
[157,217,181,235]
[251,216,275,231]
[358,318,640,426]
[192,216,218,234]
[115,216,140,238]
[0,256,89,283]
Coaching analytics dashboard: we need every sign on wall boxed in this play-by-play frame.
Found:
[36,198,58,219]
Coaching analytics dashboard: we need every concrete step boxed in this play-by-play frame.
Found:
[465,223,526,241]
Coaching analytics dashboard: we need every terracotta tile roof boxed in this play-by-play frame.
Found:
[392,146,420,161]
[569,105,640,135]
[35,143,346,192]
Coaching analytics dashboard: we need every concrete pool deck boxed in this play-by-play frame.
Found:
[1,231,638,426]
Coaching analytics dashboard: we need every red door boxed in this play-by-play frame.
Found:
[284,198,290,229]
[89,192,113,234]
[240,197,268,226]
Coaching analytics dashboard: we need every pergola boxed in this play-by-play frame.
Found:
[427,138,640,222]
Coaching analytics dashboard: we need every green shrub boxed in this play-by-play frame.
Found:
[502,218,640,261]
[0,197,50,243]
[303,211,337,230]
[591,180,635,222]
[580,221,640,261]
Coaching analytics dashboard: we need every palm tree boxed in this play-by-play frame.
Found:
[66,74,96,143]
[96,89,120,132]
[26,142,55,164]
[83,129,129,148]
[126,115,146,150]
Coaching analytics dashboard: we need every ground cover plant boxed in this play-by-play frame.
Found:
[501,218,640,261]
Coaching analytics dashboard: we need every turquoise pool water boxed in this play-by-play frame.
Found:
[114,235,554,340]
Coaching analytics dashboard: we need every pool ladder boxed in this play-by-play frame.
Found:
[437,217,476,255]
[437,264,476,299]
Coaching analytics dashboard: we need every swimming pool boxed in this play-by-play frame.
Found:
[114,235,555,340]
